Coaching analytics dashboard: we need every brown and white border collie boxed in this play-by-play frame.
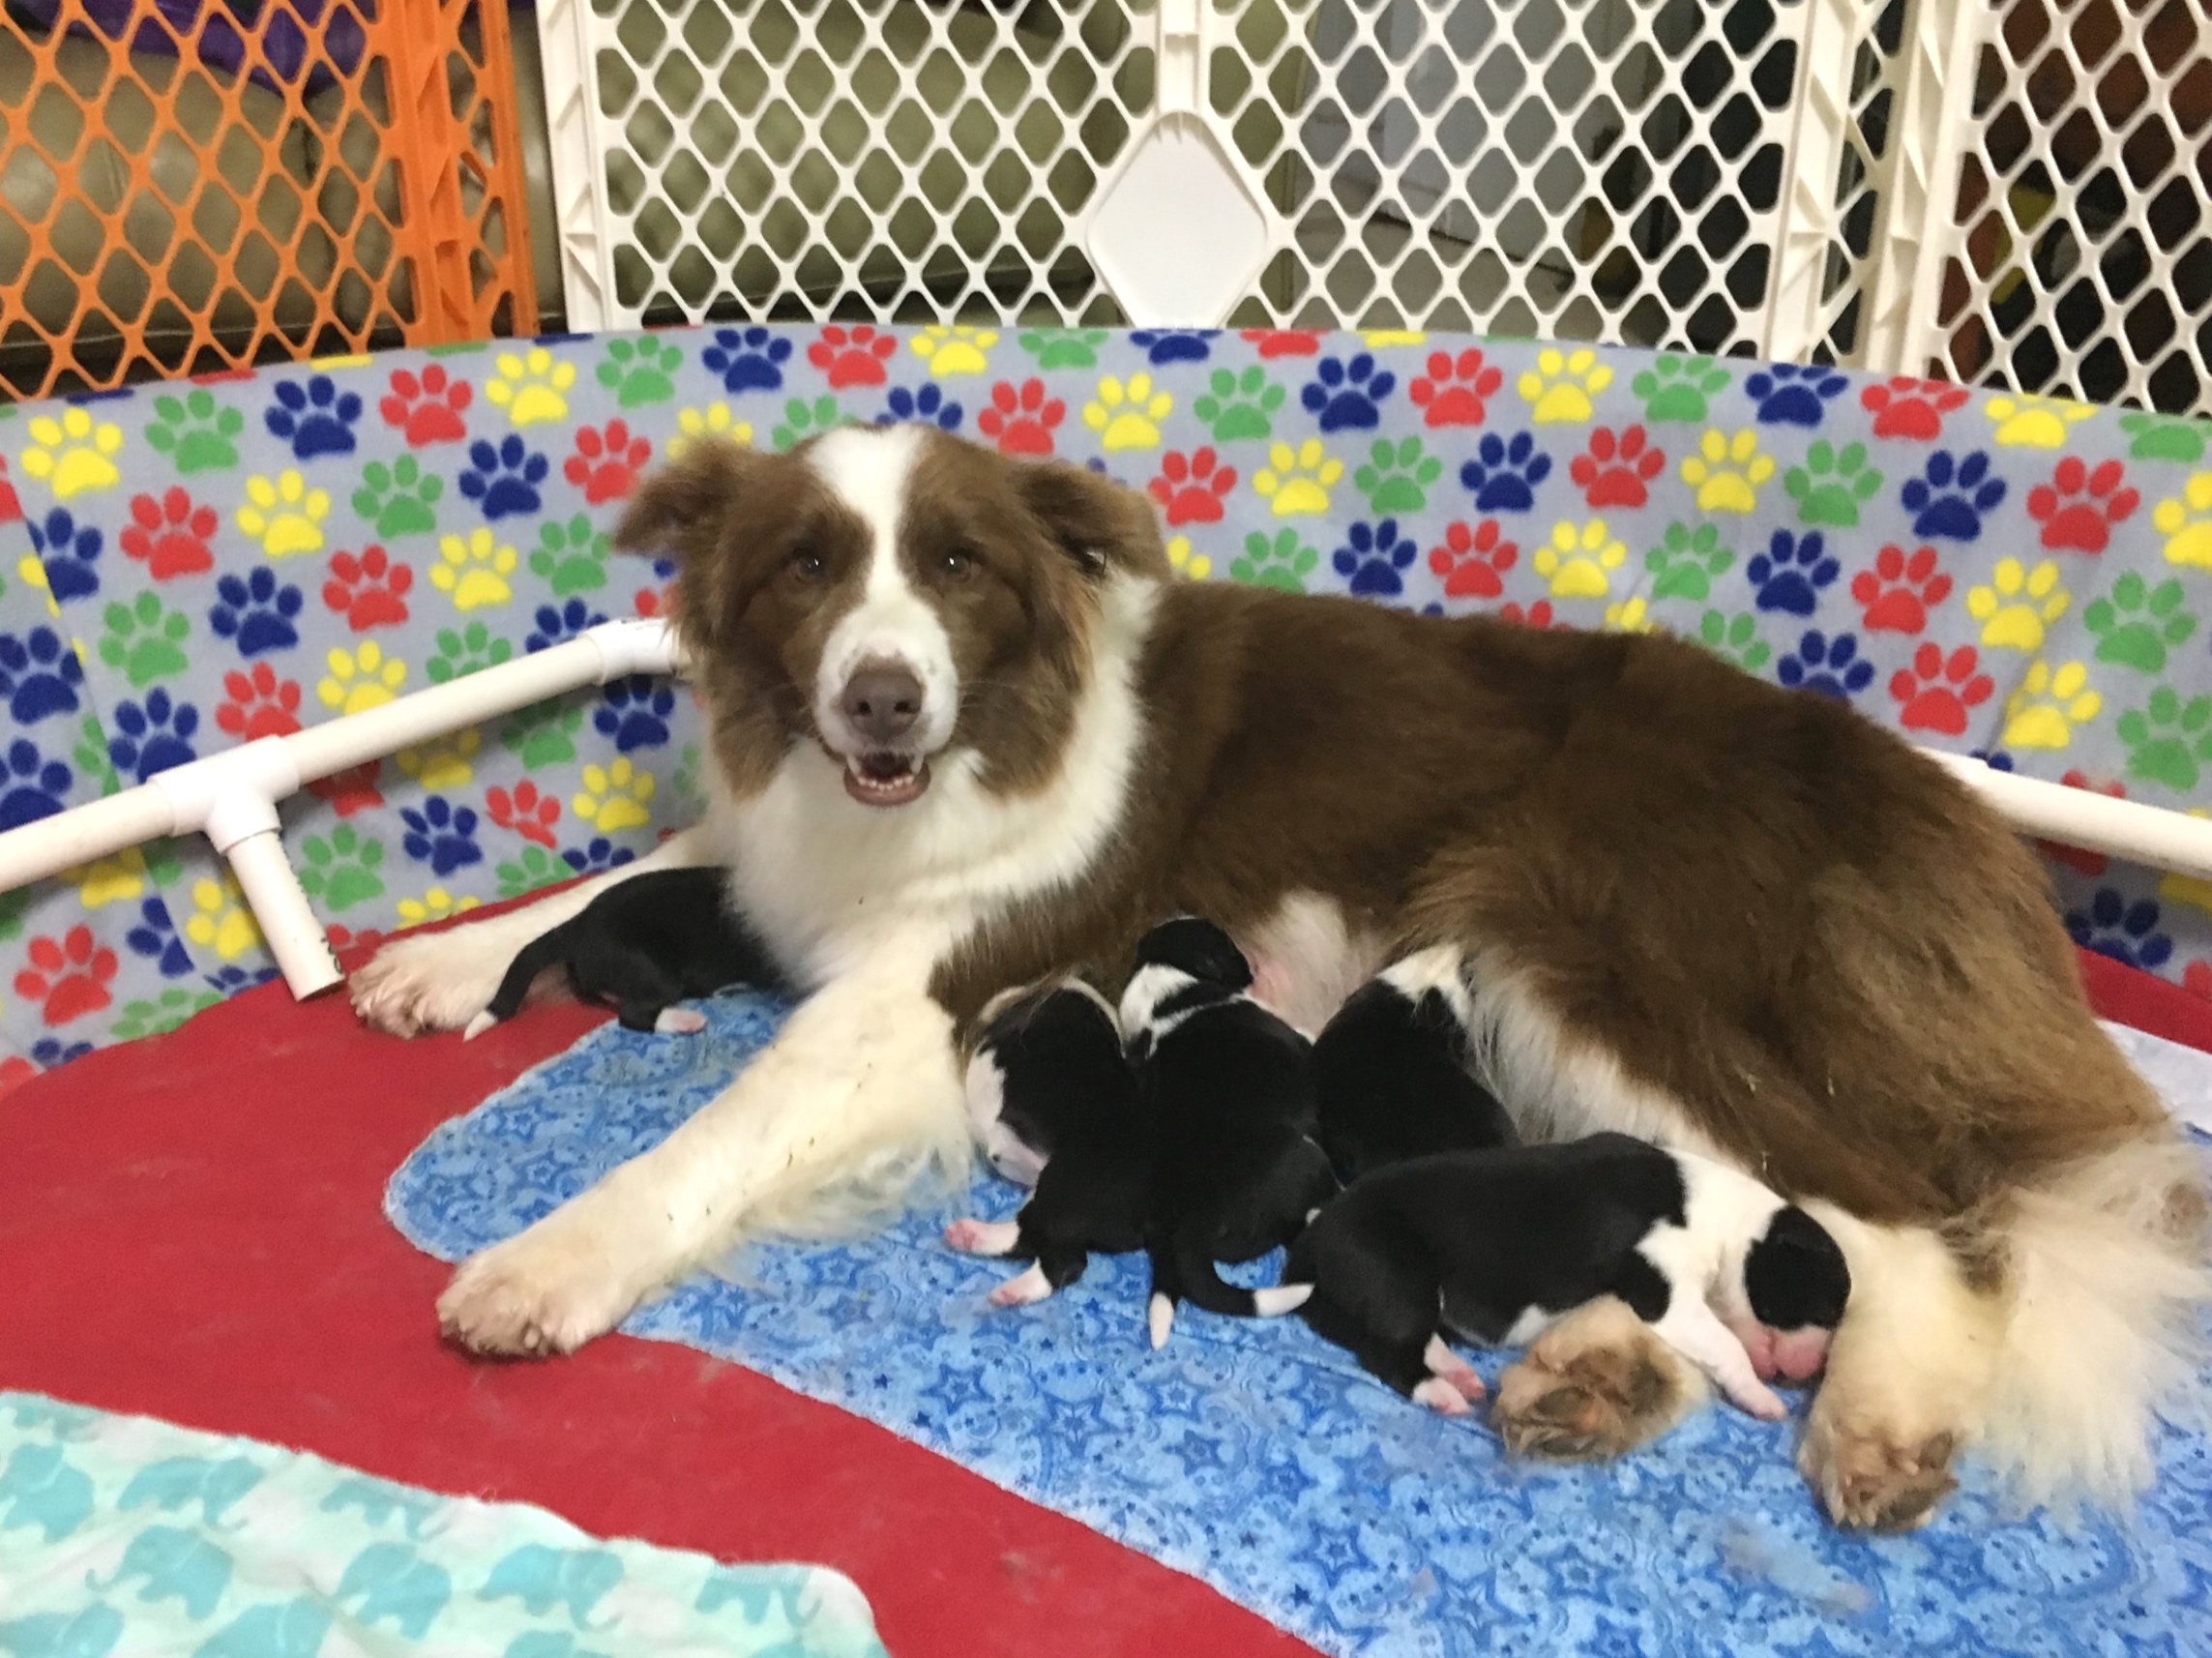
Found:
[351,424,2205,1531]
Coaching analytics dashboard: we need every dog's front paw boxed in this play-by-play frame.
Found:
[1798,1405,1959,1531]
[436,1229,635,1357]
[351,921,527,1036]
[1490,1297,1700,1461]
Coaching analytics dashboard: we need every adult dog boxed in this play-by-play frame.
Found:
[352,424,2202,1529]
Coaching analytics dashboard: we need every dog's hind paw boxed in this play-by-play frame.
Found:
[1798,1413,1959,1531]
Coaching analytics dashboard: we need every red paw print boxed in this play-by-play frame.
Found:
[1427,519,1518,600]
[807,325,899,389]
[191,367,255,385]
[1148,447,1238,527]
[15,926,117,1025]
[378,364,471,447]
[2040,769,2125,875]
[1407,348,1503,429]
[1858,375,1970,441]
[1567,426,1665,510]
[1888,642,1993,736]
[308,760,383,817]
[2185,961,2212,1001]
[1499,598,1568,630]
[634,586,664,619]
[326,923,389,962]
[1850,544,1952,634]
[1240,328,1322,359]
[119,488,217,580]
[565,419,652,504]
[977,379,1067,457]
[215,662,303,740]
[0,457,18,525]
[2027,457,2138,554]
[0,1055,37,1099]
[322,546,413,632]
[487,780,561,847]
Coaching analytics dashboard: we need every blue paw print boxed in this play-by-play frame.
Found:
[30,1036,93,1068]
[526,598,609,653]
[209,568,305,658]
[0,627,83,725]
[703,326,792,394]
[877,384,962,431]
[1743,363,1849,428]
[2067,888,2172,972]
[1901,449,2006,541]
[1459,431,1552,513]
[204,963,281,993]
[127,897,193,978]
[1331,520,1417,597]
[1970,747,2015,772]
[28,508,102,603]
[265,373,363,460]
[1302,353,1397,432]
[595,675,675,752]
[399,795,483,876]
[1129,328,1219,366]
[562,837,636,875]
[1775,630,1873,699]
[0,738,72,829]
[108,689,200,783]
[1746,529,1840,616]
[458,433,550,521]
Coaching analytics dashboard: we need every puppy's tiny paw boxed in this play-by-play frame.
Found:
[1412,1377,1472,1416]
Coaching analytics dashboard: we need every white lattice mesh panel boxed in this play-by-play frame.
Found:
[1808,0,1907,362]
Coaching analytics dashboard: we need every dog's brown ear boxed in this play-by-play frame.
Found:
[610,436,758,568]
[1018,460,1171,583]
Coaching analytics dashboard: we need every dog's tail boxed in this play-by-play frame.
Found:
[1145,1233,1310,1347]
[460,924,572,1041]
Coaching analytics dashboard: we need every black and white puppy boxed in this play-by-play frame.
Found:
[1282,1133,1850,1421]
[1312,944,1518,1185]
[1121,917,1334,1347]
[463,868,781,1038]
[944,978,1154,1308]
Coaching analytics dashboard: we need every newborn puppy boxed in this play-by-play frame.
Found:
[1122,917,1335,1347]
[1313,944,1518,1184]
[1281,1134,1850,1422]
[944,979,1154,1308]
[463,868,780,1038]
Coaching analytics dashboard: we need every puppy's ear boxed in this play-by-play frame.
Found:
[612,437,761,651]
[1018,460,1171,583]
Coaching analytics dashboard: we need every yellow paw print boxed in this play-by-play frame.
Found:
[1965,557,2069,651]
[1517,347,1613,424]
[18,406,124,499]
[1166,535,1211,580]
[1604,594,1652,633]
[668,401,754,459]
[1252,439,1342,518]
[397,887,482,928]
[394,728,480,791]
[318,640,406,714]
[575,756,655,833]
[1359,329,1426,347]
[2002,659,2102,750]
[1081,373,1172,451]
[485,346,576,427]
[1983,392,2093,449]
[428,526,517,611]
[2159,811,2212,915]
[911,325,997,378]
[236,470,331,558]
[185,874,262,961]
[1679,429,1775,514]
[1532,518,1627,599]
[2154,473,2212,572]
[69,845,151,908]
[15,555,59,618]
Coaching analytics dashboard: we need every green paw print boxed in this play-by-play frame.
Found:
[0,886,28,944]
[1228,528,1319,592]
[597,337,683,408]
[1193,367,1285,443]
[2117,410,2211,465]
[529,513,610,595]
[98,592,191,688]
[771,395,842,452]
[352,457,443,538]
[1353,436,1444,516]
[427,620,516,684]
[1697,609,1769,672]
[73,711,119,796]
[144,388,245,474]
[298,823,386,912]
[111,987,221,1041]
[2088,575,2198,674]
[671,742,703,811]
[1783,440,1883,528]
[496,843,570,899]
[1645,522,1732,602]
[500,701,584,767]
[1629,354,1731,423]
[1018,328,1109,370]
[2119,687,2212,790]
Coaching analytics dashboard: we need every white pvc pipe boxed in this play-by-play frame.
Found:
[1930,754,2212,882]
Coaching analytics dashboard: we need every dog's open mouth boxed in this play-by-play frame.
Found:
[843,751,931,807]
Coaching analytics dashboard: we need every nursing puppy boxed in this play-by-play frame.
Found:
[463,867,780,1038]
[1313,945,1518,1185]
[1122,918,1334,1347]
[1283,1133,1850,1430]
[944,979,1153,1306]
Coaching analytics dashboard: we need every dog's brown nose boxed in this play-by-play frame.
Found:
[841,663,925,743]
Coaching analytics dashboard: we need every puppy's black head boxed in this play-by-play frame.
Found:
[1134,916,1253,991]
[1744,1205,1851,1332]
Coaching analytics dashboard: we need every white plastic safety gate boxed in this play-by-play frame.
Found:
[525,0,2208,411]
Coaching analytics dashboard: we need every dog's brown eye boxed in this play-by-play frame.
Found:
[789,548,827,583]
[942,548,974,580]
